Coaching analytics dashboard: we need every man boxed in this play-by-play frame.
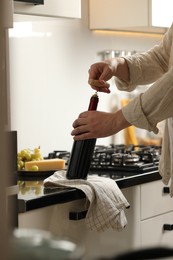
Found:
[71,24,173,196]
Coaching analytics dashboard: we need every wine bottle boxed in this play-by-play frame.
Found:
[66,93,99,179]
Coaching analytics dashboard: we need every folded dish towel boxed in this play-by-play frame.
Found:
[43,171,130,232]
[159,118,173,197]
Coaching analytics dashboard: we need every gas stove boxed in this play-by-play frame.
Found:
[47,144,161,180]
[88,144,161,179]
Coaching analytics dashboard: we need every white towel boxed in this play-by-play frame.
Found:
[43,171,130,232]
[159,118,173,197]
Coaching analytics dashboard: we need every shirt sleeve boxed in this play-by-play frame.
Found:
[116,23,173,133]
[115,23,173,91]
[122,66,173,133]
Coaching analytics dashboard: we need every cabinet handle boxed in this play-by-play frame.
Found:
[69,210,87,220]
[163,187,170,194]
[163,224,173,231]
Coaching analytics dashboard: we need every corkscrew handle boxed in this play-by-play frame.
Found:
[88,92,99,111]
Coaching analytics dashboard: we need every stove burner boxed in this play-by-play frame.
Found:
[89,144,161,177]
[112,153,140,165]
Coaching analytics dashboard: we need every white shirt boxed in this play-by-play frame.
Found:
[115,23,173,196]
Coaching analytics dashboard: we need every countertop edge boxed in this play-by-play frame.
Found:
[18,171,162,213]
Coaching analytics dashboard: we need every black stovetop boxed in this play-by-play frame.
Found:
[46,144,161,180]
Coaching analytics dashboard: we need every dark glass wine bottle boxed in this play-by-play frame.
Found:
[66,93,99,179]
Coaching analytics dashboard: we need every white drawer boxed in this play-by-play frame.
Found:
[141,211,173,247]
[141,180,173,220]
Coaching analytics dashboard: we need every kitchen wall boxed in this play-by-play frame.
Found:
[9,0,163,156]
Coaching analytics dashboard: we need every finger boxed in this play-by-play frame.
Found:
[72,118,86,128]
[91,86,110,93]
[72,111,88,128]
[98,87,111,93]
[88,79,103,87]
[78,111,88,118]
[88,79,110,88]
[88,79,110,93]
[88,66,99,80]
[71,125,89,136]
[72,120,78,128]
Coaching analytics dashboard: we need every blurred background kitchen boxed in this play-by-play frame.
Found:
[1,0,173,259]
[9,0,170,157]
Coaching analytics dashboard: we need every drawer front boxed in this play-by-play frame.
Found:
[141,180,173,220]
[141,211,173,247]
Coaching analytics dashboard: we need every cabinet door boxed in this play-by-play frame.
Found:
[14,0,81,19]
[89,0,167,33]
[151,0,173,28]
[141,211,173,247]
[89,0,148,29]
[140,180,173,220]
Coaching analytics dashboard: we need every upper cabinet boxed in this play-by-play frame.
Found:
[151,0,173,28]
[14,0,81,19]
[89,0,173,33]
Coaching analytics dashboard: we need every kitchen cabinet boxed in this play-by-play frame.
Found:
[18,179,173,258]
[89,0,172,33]
[140,180,173,248]
[141,212,173,247]
[114,180,173,250]
[14,0,81,19]
[140,180,173,220]
[18,195,138,259]
[151,0,173,28]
